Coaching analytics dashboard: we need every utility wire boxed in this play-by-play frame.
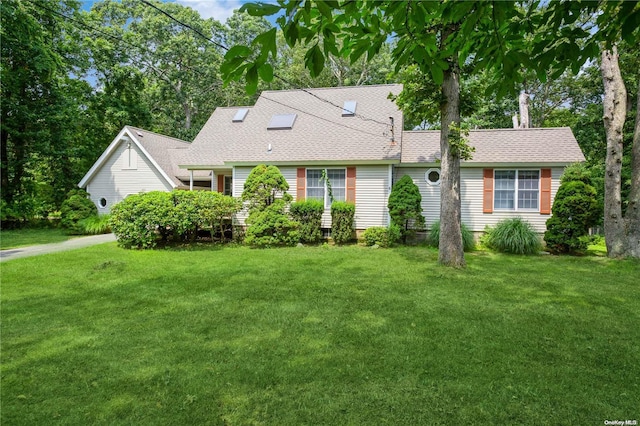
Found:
[260,94,390,140]
[138,0,393,128]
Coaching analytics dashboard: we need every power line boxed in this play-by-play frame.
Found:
[138,0,393,128]
[260,94,390,140]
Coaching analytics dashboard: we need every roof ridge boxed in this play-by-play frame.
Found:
[259,83,402,95]
[125,125,191,144]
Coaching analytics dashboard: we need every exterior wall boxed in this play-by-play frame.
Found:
[396,166,564,233]
[233,165,391,229]
[85,142,173,213]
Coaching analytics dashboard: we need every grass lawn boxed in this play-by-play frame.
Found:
[0,228,76,250]
[1,244,638,425]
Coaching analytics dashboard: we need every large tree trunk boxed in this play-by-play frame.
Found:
[438,44,465,267]
[626,81,640,257]
[518,92,530,128]
[601,47,627,258]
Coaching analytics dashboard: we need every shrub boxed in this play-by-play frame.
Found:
[544,179,599,254]
[331,201,355,244]
[362,225,401,248]
[388,175,425,243]
[80,214,112,234]
[484,217,541,255]
[60,189,98,235]
[109,191,175,249]
[428,220,475,251]
[290,199,324,243]
[245,199,299,247]
[242,165,291,213]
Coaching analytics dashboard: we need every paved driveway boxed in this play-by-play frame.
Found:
[0,233,117,262]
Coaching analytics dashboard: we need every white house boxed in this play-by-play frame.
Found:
[79,84,585,233]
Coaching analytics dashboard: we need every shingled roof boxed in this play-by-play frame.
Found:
[402,127,585,165]
[182,84,403,168]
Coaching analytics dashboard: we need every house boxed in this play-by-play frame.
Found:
[79,84,585,233]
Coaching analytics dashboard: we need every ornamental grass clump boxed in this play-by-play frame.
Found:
[428,220,475,251]
[484,217,541,255]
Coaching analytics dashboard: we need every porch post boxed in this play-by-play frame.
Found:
[189,170,193,191]
[211,171,215,191]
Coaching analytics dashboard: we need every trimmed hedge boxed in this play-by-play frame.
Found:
[290,199,324,244]
[109,191,241,249]
[245,199,299,247]
[331,201,355,244]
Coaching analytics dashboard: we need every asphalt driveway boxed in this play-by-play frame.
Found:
[0,233,117,262]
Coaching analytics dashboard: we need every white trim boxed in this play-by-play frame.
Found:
[387,164,393,226]
[78,127,178,189]
[493,169,541,212]
[306,167,347,208]
[190,170,194,191]
[232,167,236,197]
[425,168,441,186]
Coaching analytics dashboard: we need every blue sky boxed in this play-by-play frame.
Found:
[80,0,261,23]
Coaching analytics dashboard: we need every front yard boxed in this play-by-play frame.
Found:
[1,244,638,424]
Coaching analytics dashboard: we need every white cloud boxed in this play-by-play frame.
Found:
[175,0,243,22]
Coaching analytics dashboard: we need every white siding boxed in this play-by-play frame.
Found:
[397,166,564,233]
[85,142,173,213]
[232,165,390,229]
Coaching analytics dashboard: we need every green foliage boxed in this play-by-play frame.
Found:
[60,190,98,235]
[79,214,112,235]
[428,220,476,252]
[560,162,595,185]
[289,199,324,244]
[109,191,242,249]
[544,179,599,254]
[330,201,355,244]
[361,225,401,248]
[242,165,292,213]
[483,218,541,255]
[244,199,299,247]
[109,192,175,249]
[388,175,425,243]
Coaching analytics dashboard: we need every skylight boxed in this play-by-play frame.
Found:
[232,108,249,122]
[342,100,357,117]
[268,113,297,130]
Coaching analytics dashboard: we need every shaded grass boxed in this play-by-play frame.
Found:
[1,244,639,424]
[0,228,76,249]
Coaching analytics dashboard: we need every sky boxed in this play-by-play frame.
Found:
[80,0,261,23]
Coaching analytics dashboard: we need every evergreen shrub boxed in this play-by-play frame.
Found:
[362,225,401,248]
[330,201,355,244]
[388,175,425,243]
[290,199,324,243]
[60,189,98,234]
[245,199,299,247]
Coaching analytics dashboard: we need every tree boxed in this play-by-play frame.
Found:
[387,175,425,243]
[222,1,539,267]
[242,165,292,213]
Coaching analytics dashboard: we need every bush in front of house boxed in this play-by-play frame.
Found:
[242,164,292,213]
[289,199,324,243]
[331,201,355,244]
[109,191,176,248]
[388,175,425,243]
[362,225,401,248]
[245,199,300,247]
[483,217,540,255]
[60,189,98,235]
[428,220,475,252]
[109,191,242,248]
[544,170,600,254]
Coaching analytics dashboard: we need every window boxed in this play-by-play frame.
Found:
[342,100,357,116]
[232,108,249,122]
[99,198,107,208]
[494,170,539,210]
[224,175,233,196]
[425,168,441,186]
[306,168,346,207]
[267,113,297,129]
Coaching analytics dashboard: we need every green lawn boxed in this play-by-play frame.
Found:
[1,244,638,425]
[0,228,76,250]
